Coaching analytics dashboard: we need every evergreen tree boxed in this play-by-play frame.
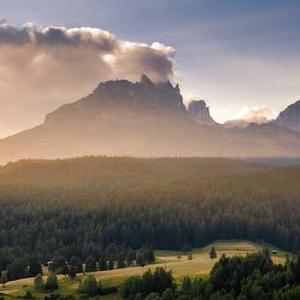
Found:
[0,270,7,287]
[79,275,98,297]
[210,247,217,259]
[67,265,77,279]
[45,273,58,290]
[34,273,45,290]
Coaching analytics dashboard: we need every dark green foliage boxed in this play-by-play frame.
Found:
[0,157,300,281]
[44,293,75,300]
[161,288,174,300]
[45,273,58,291]
[145,292,160,300]
[78,274,116,297]
[67,265,77,279]
[122,252,300,299]
[181,277,192,295]
[0,270,7,286]
[28,260,42,277]
[119,267,175,299]
[209,247,217,259]
[79,275,98,297]
[23,291,33,299]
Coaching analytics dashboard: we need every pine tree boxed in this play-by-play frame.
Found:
[209,246,217,259]
[45,273,58,290]
[80,275,98,296]
[34,273,45,290]
[0,270,7,287]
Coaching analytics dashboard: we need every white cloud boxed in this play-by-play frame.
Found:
[235,105,278,122]
[0,23,175,137]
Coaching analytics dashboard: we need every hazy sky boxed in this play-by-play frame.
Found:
[1,0,300,137]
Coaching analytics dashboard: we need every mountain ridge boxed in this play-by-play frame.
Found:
[274,100,300,132]
[0,75,300,163]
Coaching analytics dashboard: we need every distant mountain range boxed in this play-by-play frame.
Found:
[0,75,300,163]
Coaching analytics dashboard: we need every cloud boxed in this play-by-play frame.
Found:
[0,23,175,137]
[235,105,277,122]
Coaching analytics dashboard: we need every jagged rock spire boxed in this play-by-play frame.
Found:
[187,100,217,126]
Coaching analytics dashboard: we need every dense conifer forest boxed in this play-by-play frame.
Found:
[0,157,300,281]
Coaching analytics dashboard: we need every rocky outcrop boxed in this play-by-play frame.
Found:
[275,100,300,132]
[45,74,186,124]
[187,100,217,126]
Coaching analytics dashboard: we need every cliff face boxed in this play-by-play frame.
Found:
[45,74,186,124]
[275,100,300,132]
[187,100,217,126]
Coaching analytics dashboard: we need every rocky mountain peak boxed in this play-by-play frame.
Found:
[275,100,300,132]
[187,100,217,126]
[45,75,186,124]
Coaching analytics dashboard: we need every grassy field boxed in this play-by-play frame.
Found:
[0,240,288,299]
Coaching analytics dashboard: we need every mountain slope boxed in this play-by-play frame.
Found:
[0,76,300,163]
[275,100,300,132]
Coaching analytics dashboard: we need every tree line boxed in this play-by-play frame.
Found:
[0,157,300,281]
[120,251,300,299]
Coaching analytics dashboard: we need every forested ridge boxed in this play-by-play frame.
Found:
[0,157,300,281]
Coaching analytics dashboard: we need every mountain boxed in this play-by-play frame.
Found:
[187,100,218,126]
[275,100,300,132]
[0,75,300,163]
[45,74,186,124]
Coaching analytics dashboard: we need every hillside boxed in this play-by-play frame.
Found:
[275,100,300,132]
[0,157,300,286]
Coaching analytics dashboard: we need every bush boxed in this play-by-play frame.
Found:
[161,288,174,300]
[45,273,58,291]
[79,275,98,297]
[23,291,33,299]
[119,267,175,299]
[145,292,160,300]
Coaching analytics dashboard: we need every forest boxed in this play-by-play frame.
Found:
[119,250,300,300]
[0,157,300,281]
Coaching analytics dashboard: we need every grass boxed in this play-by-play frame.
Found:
[0,240,289,299]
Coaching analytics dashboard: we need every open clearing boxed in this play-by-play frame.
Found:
[0,240,288,299]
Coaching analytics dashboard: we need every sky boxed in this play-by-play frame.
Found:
[0,0,300,137]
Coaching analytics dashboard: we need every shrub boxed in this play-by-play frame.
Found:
[79,275,98,297]
[45,273,58,290]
